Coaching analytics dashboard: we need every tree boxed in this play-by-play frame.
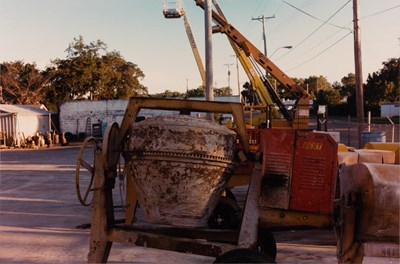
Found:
[304,75,331,99]
[340,73,356,98]
[364,57,399,115]
[0,61,52,105]
[315,88,341,106]
[214,86,232,96]
[274,77,304,100]
[45,36,147,110]
[187,86,205,97]
[150,90,184,98]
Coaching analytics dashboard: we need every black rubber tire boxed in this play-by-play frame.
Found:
[208,196,241,229]
[257,227,277,261]
[224,188,237,202]
[214,248,276,263]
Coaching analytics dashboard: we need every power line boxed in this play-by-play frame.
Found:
[269,0,313,36]
[244,0,265,32]
[286,31,352,72]
[279,2,398,74]
[285,27,345,66]
[275,0,351,61]
[361,4,400,19]
[252,15,275,57]
[282,0,352,31]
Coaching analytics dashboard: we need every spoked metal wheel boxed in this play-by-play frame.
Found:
[75,137,99,206]
[102,122,124,207]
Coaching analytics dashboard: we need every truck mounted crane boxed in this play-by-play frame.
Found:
[195,0,310,130]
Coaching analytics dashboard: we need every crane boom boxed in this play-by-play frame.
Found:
[195,0,310,129]
[211,0,281,116]
[183,14,206,87]
[164,0,205,87]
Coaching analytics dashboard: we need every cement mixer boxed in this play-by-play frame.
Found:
[75,97,399,263]
[334,162,400,263]
[78,97,280,263]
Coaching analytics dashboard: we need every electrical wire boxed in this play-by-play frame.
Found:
[286,31,352,72]
[282,0,351,31]
[275,0,351,61]
[276,3,398,74]
[269,0,313,36]
[361,4,400,19]
[286,28,346,66]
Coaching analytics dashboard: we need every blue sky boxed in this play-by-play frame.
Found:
[1,0,399,95]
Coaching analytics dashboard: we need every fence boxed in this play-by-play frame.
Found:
[327,118,399,148]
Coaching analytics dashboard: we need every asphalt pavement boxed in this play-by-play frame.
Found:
[0,145,393,263]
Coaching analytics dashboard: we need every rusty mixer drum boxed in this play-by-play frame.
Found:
[126,115,237,227]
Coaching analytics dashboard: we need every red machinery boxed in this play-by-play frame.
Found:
[258,129,338,229]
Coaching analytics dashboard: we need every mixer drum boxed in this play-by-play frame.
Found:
[126,115,237,227]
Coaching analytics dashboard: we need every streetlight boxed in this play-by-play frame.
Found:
[270,45,293,58]
[269,45,292,91]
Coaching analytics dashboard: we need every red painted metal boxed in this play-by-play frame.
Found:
[260,129,295,210]
[290,131,338,214]
[259,129,338,215]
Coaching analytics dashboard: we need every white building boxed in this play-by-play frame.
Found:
[59,96,240,138]
[0,104,54,146]
[381,102,400,117]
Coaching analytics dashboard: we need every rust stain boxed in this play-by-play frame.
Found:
[125,115,238,227]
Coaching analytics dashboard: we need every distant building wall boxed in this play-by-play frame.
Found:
[59,96,241,137]
[381,102,400,117]
[17,115,50,136]
[0,105,52,144]
[59,100,128,136]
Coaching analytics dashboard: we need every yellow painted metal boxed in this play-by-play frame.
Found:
[75,137,98,207]
[196,0,310,129]
[228,40,276,108]
[125,165,138,225]
[258,207,332,229]
[338,143,348,152]
[118,97,250,154]
[364,142,400,164]
[183,14,206,87]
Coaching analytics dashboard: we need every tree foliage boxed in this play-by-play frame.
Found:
[315,88,341,106]
[215,86,232,96]
[150,86,232,99]
[0,61,52,105]
[364,57,399,114]
[303,75,332,99]
[187,86,205,97]
[45,36,148,110]
[150,89,185,98]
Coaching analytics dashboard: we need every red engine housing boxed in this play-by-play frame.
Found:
[260,129,338,215]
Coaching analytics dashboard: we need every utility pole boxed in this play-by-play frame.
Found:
[230,55,240,98]
[224,63,233,90]
[353,0,364,148]
[205,0,214,102]
[252,15,275,57]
